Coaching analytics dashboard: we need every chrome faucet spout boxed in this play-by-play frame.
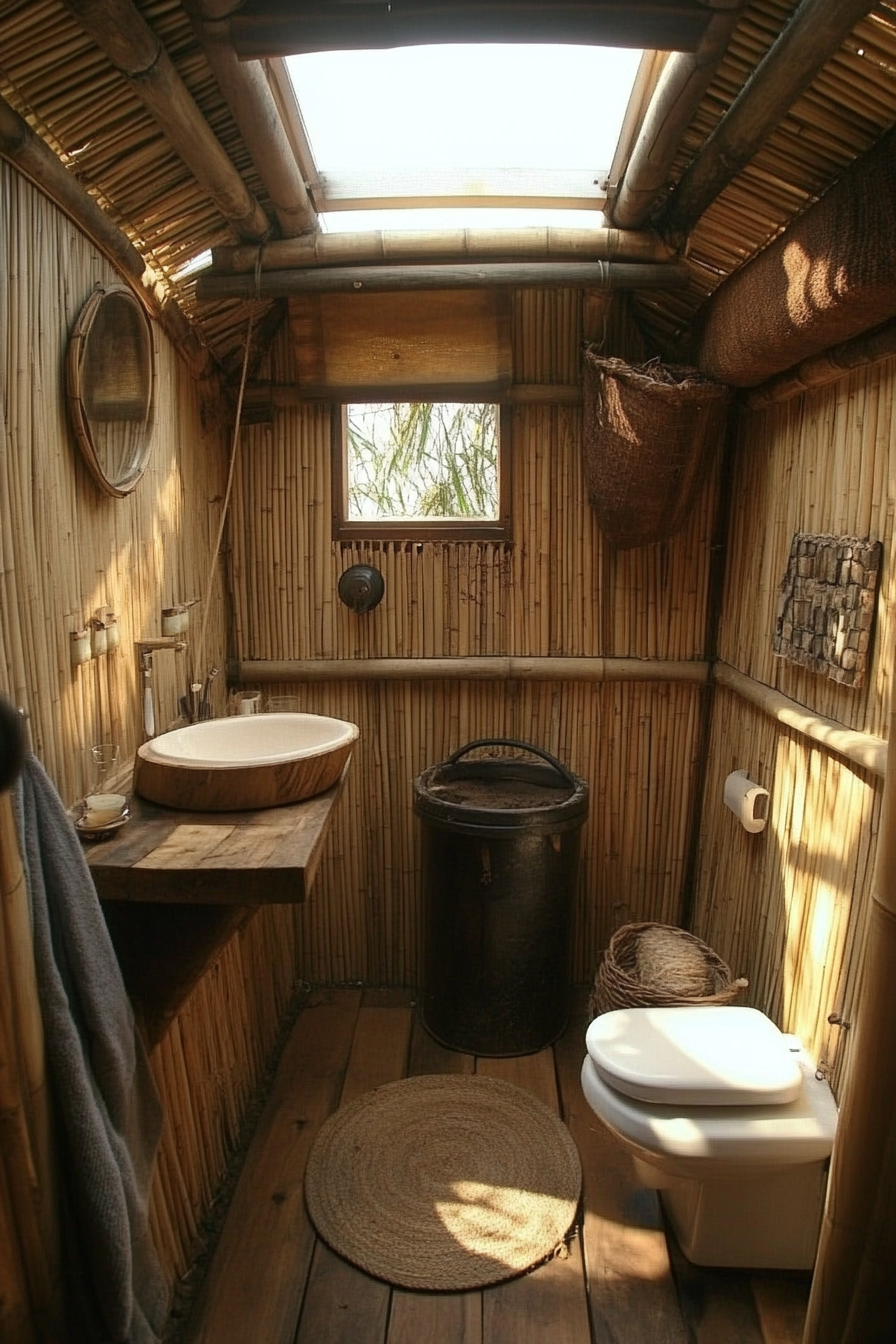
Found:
[198,666,219,721]
[140,650,155,738]
[137,639,188,739]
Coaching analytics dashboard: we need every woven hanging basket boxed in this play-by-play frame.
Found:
[581,351,731,550]
[589,921,748,1017]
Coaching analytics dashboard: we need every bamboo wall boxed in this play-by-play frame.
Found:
[229,290,721,989]
[691,363,896,1092]
[0,163,229,793]
[0,162,310,1303]
[7,143,891,1317]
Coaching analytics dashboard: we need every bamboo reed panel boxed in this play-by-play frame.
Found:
[227,294,719,993]
[147,903,303,1285]
[722,357,896,740]
[0,162,229,802]
[692,684,881,1097]
[1,165,244,1304]
[256,677,703,990]
[690,353,896,1096]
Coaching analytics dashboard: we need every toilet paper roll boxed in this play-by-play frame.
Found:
[723,770,769,833]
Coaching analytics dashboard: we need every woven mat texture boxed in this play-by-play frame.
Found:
[699,124,896,386]
[304,1073,582,1291]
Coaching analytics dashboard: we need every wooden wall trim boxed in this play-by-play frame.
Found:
[715,661,888,777]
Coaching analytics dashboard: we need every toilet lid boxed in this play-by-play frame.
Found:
[585,1006,804,1106]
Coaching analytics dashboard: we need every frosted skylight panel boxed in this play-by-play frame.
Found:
[285,43,642,222]
[318,206,617,233]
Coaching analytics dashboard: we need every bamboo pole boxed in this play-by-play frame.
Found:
[230,0,715,56]
[235,656,711,683]
[61,0,272,242]
[183,1,317,238]
[243,382,583,412]
[660,0,877,239]
[0,92,144,284]
[211,227,675,274]
[714,662,888,778]
[198,260,691,301]
[610,6,744,229]
[744,320,896,409]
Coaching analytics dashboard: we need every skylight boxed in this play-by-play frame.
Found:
[284,43,642,231]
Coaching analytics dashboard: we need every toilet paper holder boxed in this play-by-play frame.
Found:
[724,770,770,833]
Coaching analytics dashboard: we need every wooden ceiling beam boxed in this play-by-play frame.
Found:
[184,1,318,238]
[61,0,273,243]
[658,0,879,241]
[608,5,746,230]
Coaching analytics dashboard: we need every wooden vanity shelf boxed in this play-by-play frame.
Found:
[84,772,345,904]
[85,769,347,1048]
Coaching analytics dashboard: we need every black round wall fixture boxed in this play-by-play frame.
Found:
[338,564,385,614]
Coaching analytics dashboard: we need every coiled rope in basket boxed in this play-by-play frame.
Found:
[589,921,749,1017]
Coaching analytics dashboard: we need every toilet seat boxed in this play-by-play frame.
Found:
[580,1052,838,1165]
[585,1005,803,1106]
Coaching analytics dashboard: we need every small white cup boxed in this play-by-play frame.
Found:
[84,792,127,828]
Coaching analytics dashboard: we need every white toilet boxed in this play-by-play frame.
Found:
[581,1004,838,1269]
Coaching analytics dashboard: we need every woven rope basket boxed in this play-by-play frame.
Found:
[581,351,731,550]
[589,921,748,1017]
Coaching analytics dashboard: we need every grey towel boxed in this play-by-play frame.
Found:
[15,755,169,1343]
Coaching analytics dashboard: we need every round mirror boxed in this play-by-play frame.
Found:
[67,284,156,497]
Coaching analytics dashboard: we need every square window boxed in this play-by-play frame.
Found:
[333,402,512,540]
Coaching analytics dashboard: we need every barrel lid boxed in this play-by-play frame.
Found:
[585,1006,804,1106]
[414,739,588,831]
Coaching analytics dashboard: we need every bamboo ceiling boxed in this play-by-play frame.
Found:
[2,1,896,370]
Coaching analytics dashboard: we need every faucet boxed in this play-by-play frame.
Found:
[198,667,218,721]
[140,647,155,738]
[137,639,188,739]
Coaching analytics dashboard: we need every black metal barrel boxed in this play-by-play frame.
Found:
[414,739,589,1056]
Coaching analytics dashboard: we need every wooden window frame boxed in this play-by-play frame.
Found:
[332,401,513,542]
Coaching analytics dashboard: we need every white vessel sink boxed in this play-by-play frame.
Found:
[133,712,359,811]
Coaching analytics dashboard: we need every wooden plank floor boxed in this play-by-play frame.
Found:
[179,988,811,1344]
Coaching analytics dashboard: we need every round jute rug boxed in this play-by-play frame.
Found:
[303,1074,582,1291]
